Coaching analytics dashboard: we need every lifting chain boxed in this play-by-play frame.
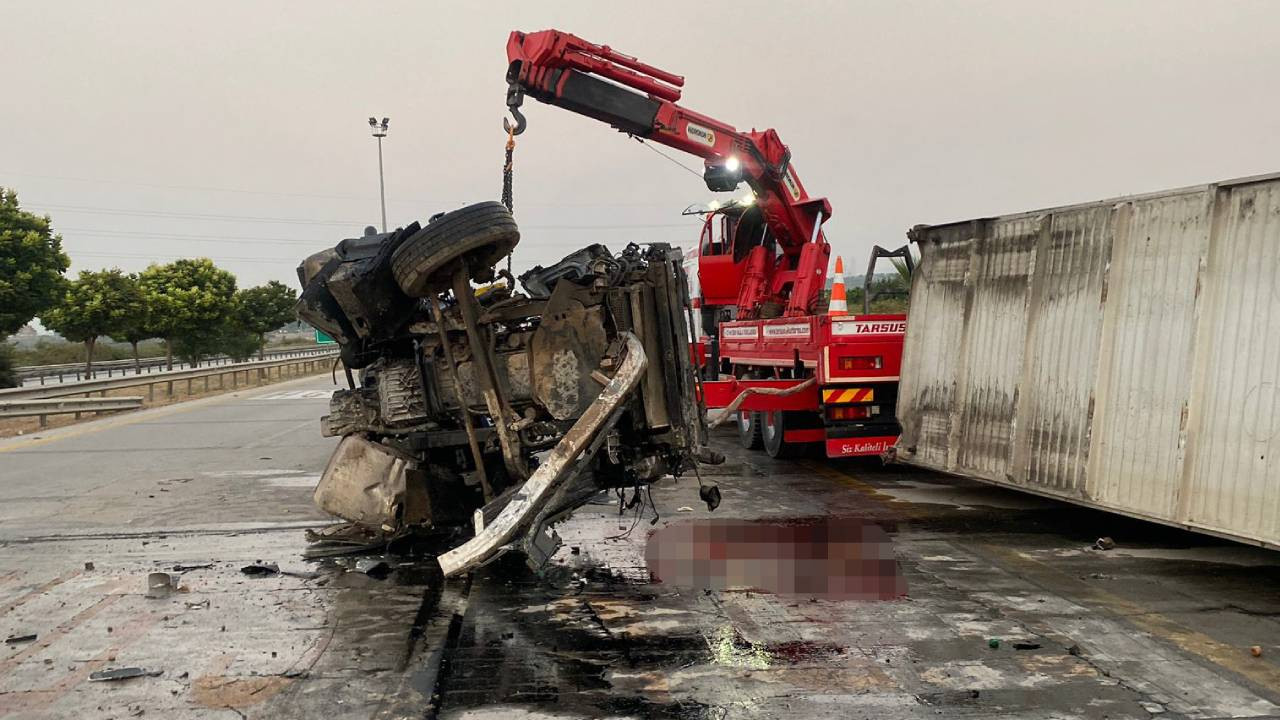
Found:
[501,127,516,275]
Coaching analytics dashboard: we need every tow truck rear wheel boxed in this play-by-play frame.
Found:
[391,201,520,297]
[761,410,814,459]
[737,410,763,450]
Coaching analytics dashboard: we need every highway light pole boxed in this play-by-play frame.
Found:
[368,117,389,232]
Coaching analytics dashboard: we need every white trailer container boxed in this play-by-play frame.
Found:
[896,173,1280,548]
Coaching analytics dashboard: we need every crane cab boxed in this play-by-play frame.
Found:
[695,203,774,309]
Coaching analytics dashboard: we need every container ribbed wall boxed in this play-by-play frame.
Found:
[897,174,1280,547]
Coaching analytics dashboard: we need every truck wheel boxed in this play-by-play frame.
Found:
[762,410,806,459]
[737,410,763,450]
[391,201,520,297]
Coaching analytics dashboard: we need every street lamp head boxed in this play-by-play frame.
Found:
[368,116,389,138]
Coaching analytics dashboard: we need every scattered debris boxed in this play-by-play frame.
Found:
[185,600,210,610]
[145,572,174,599]
[1013,642,1042,650]
[84,561,95,571]
[1067,644,1083,656]
[4,634,37,645]
[1250,645,1263,657]
[89,667,162,682]
[172,563,214,572]
[239,562,316,579]
[987,638,1000,649]
[1093,536,1116,550]
[241,562,281,577]
[699,484,722,511]
[677,506,694,512]
[355,559,390,578]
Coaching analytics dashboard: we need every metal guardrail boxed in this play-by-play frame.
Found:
[14,345,336,386]
[0,351,341,403]
[0,396,144,419]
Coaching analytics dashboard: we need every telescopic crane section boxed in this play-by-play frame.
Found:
[505,29,832,318]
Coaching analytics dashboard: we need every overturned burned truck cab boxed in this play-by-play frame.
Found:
[295,201,716,576]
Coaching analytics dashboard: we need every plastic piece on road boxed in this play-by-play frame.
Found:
[145,572,174,599]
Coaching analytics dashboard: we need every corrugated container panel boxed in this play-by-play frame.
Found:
[952,216,1038,479]
[1086,192,1209,520]
[1182,180,1280,541]
[896,224,976,471]
[1013,206,1111,495]
[897,173,1280,547]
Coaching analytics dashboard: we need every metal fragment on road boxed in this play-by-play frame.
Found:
[355,558,390,578]
[4,634,37,645]
[240,562,280,577]
[89,667,162,682]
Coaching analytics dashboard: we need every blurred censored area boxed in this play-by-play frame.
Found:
[645,517,907,600]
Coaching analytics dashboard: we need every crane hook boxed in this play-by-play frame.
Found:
[503,106,526,136]
[503,81,527,136]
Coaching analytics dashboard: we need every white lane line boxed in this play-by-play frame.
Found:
[255,390,333,400]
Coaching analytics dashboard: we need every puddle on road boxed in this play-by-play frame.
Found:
[645,516,907,600]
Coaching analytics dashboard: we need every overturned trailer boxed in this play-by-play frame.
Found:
[895,173,1280,548]
[296,201,717,575]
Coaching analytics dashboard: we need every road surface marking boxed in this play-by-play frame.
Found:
[254,390,332,400]
[1,570,82,616]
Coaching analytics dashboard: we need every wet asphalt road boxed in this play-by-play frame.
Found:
[2,375,1280,719]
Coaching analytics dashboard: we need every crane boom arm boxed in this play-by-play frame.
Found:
[505,29,832,317]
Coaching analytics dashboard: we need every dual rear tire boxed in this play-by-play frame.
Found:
[740,409,819,459]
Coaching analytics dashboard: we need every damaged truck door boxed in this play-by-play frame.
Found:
[295,201,718,576]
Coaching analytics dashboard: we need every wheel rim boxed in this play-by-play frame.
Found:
[763,411,779,443]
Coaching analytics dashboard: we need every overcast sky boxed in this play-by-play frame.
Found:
[4,0,1279,289]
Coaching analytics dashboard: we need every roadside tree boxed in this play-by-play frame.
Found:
[0,188,70,386]
[107,273,152,373]
[41,268,137,375]
[0,188,69,337]
[235,281,298,359]
[139,259,237,369]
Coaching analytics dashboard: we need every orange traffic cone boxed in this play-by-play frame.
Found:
[828,256,848,316]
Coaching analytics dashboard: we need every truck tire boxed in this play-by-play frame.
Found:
[762,410,810,459]
[391,201,520,297]
[737,410,763,450]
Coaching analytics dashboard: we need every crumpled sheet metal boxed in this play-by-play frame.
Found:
[314,435,423,530]
[437,332,647,577]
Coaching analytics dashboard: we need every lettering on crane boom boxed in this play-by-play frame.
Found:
[721,325,759,340]
[831,319,907,336]
[685,122,716,147]
[782,167,802,201]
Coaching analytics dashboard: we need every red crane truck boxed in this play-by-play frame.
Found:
[504,28,906,459]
